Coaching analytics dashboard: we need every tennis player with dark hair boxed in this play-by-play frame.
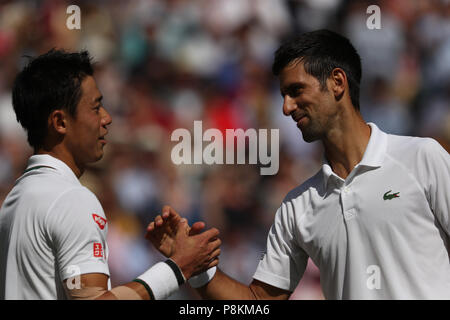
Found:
[0,49,221,300]
[149,29,450,299]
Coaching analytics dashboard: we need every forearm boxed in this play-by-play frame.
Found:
[196,269,257,300]
[67,281,148,300]
[95,282,150,300]
[67,259,184,300]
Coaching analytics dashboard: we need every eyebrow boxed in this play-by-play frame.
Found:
[280,83,305,97]
[93,95,103,104]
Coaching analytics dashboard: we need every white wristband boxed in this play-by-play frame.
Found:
[188,267,217,288]
[135,260,184,300]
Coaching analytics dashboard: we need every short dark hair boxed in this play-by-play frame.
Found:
[272,29,362,110]
[12,49,94,150]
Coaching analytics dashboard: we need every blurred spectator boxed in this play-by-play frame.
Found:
[361,77,414,135]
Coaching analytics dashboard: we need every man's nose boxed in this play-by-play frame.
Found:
[282,95,297,116]
[101,107,112,126]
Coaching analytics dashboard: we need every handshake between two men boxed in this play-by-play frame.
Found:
[144,205,290,300]
[145,206,222,288]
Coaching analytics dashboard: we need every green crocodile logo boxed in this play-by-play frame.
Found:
[383,190,400,200]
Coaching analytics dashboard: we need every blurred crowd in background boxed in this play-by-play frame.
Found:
[0,0,449,299]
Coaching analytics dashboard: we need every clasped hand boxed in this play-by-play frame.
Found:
[145,205,221,280]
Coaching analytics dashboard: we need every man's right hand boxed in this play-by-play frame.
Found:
[145,205,221,279]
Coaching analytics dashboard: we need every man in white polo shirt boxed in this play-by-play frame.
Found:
[148,30,450,299]
[0,49,221,300]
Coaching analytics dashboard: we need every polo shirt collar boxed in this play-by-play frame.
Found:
[359,122,387,167]
[25,154,80,185]
[322,122,387,190]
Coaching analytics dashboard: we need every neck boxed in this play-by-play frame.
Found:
[36,147,84,179]
[322,112,371,180]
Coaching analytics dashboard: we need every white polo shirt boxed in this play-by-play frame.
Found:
[253,123,450,299]
[0,154,110,299]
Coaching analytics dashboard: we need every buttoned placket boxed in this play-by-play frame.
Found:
[327,169,359,222]
[341,167,363,221]
[321,123,386,224]
[341,185,357,221]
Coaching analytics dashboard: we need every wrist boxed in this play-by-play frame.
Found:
[134,259,186,300]
[165,258,186,283]
[170,256,193,279]
[188,266,217,288]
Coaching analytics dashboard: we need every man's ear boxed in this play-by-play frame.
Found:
[329,68,346,100]
[48,109,68,135]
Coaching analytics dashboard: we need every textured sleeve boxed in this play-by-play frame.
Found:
[252,201,308,291]
[46,187,110,281]
[417,139,450,236]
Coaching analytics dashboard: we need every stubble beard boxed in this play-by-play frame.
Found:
[299,118,323,143]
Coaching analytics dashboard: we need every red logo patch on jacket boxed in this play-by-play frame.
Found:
[93,243,103,258]
[92,214,107,230]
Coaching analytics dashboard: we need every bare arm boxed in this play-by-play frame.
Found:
[64,273,150,300]
[146,206,290,300]
[64,268,291,300]
[195,269,291,300]
[64,208,221,300]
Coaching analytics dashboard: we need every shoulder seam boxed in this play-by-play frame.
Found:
[43,186,94,238]
[283,169,323,203]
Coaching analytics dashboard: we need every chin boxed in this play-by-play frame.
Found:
[302,135,319,143]
[88,151,104,163]
[299,121,324,143]
[300,129,321,143]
